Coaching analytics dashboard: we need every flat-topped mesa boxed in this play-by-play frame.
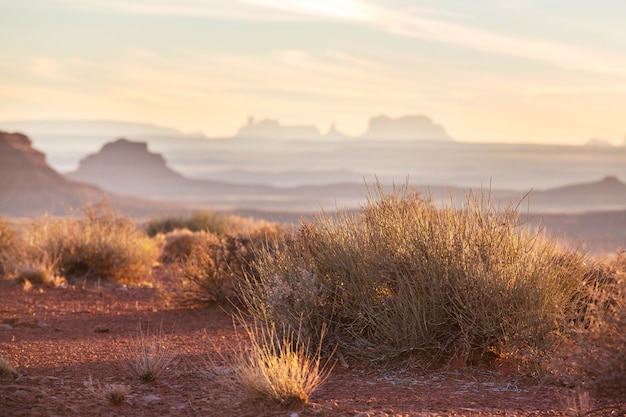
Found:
[235,117,322,140]
[0,131,66,185]
[68,138,185,193]
[360,114,454,142]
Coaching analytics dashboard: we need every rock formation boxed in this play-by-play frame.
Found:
[359,115,453,141]
[67,138,187,195]
[235,117,322,140]
[0,131,105,215]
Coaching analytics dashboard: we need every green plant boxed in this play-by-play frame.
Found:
[124,323,178,383]
[223,318,334,406]
[23,202,158,284]
[241,184,590,366]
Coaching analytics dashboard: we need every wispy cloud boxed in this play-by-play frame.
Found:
[364,5,626,79]
[60,0,626,78]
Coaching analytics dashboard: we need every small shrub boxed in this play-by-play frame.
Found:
[145,211,264,237]
[160,229,206,263]
[224,318,334,406]
[570,251,626,396]
[0,355,17,378]
[123,323,178,383]
[84,375,130,405]
[241,184,591,366]
[23,202,158,284]
[0,218,20,278]
[16,253,66,288]
[176,224,288,303]
[180,233,256,303]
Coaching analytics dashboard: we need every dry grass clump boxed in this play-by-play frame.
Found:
[15,252,66,288]
[0,354,17,378]
[221,318,334,406]
[123,323,178,383]
[144,211,267,237]
[84,375,131,405]
[569,251,626,396]
[22,202,158,284]
[241,184,591,366]
[167,223,288,304]
[0,218,21,278]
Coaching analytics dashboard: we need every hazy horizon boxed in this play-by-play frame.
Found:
[2,1,625,145]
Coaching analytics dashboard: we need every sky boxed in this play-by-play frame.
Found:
[1,0,625,144]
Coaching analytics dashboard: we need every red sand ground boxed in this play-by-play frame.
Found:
[1,277,624,417]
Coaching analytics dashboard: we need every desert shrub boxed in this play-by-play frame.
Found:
[178,224,287,303]
[241,185,591,365]
[0,218,21,278]
[220,318,334,406]
[15,252,66,288]
[160,228,207,263]
[145,211,266,237]
[0,354,17,378]
[23,202,158,284]
[570,251,626,396]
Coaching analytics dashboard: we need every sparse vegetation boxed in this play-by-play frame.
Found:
[21,202,158,284]
[0,218,20,278]
[569,251,626,396]
[241,185,592,365]
[0,354,17,378]
[165,222,288,303]
[84,375,131,405]
[144,211,267,237]
[123,323,178,383]
[222,318,334,406]
[15,252,66,288]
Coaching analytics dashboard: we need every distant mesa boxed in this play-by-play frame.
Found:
[234,114,454,141]
[584,138,613,147]
[67,138,187,194]
[0,131,105,215]
[359,115,453,142]
[235,117,322,140]
[0,120,206,139]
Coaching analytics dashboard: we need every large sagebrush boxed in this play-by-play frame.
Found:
[23,202,158,284]
[241,185,591,365]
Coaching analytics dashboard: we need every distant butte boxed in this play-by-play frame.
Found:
[233,114,454,141]
[359,115,453,142]
[67,138,187,195]
[0,131,104,215]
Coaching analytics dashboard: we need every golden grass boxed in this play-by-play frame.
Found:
[21,202,158,284]
[123,323,178,383]
[241,184,592,365]
[0,354,17,378]
[221,318,335,406]
[84,375,131,405]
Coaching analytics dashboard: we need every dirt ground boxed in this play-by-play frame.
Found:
[1,276,624,417]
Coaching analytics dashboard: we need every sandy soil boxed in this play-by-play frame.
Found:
[1,277,624,417]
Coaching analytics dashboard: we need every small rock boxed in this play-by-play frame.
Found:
[94,325,109,333]
[143,394,161,404]
[0,323,12,330]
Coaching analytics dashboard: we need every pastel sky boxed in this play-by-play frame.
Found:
[1,0,625,144]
